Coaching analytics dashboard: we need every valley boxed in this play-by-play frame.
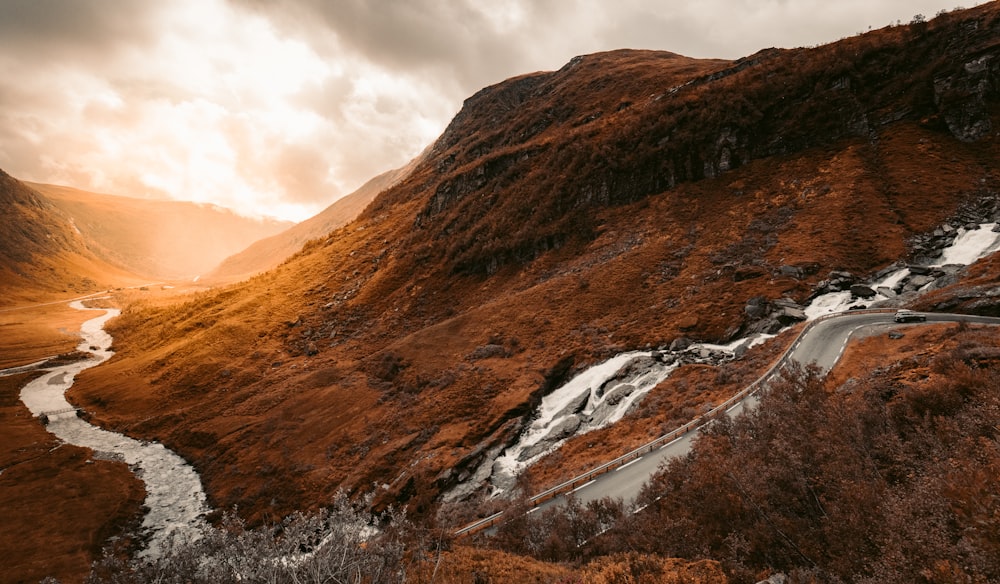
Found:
[3,3,1000,582]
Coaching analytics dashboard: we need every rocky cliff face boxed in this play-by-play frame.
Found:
[382,8,1000,278]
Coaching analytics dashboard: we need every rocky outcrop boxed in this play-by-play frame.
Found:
[934,54,997,142]
[742,296,808,335]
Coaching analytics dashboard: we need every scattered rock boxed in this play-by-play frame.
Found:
[888,331,905,340]
[744,296,769,318]
[669,337,693,351]
[678,315,699,330]
[603,383,636,406]
[467,344,510,361]
[904,275,935,291]
[776,306,807,324]
[778,265,804,279]
[554,390,590,418]
[733,266,767,281]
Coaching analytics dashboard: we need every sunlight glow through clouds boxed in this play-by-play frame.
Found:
[0,0,987,222]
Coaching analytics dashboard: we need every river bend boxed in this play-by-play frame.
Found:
[17,300,208,557]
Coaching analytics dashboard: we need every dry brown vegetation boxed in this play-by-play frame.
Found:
[0,302,95,369]
[0,170,145,305]
[206,160,418,283]
[480,324,1000,583]
[65,4,1000,535]
[0,373,145,584]
[4,4,1000,582]
[28,181,291,281]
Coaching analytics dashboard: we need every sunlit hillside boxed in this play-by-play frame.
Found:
[206,156,422,283]
[5,3,1000,583]
[0,170,145,304]
[28,182,292,280]
[72,3,1000,532]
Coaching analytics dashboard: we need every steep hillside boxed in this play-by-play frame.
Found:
[206,158,418,283]
[28,182,291,280]
[0,170,141,304]
[72,3,1000,531]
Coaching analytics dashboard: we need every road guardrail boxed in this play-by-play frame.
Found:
[454,308,899,536]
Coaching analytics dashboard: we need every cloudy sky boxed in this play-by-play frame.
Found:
[0,0,984,222]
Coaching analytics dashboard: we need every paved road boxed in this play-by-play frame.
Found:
[535,311,1000,510]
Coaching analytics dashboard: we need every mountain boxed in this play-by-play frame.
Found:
[0,170,143,303]
[71,2,1000,536]
[206,157,420,283]
[27,182,292,280]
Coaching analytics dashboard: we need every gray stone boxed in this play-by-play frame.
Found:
[850,284,877,299]
[773,297,804,310]
[669,337,693,351]
[744,300,768,318]
[779,265,804,278]
[905,275,936,291]
[776,306,807,324]
[554,389,591,418]
[603,383,636,406]
[876,286,897,298]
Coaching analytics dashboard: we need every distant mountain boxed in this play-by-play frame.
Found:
[0,169,140,303]
[73,2,1000,538]
[27,182,292,280]
[206,156,420,283]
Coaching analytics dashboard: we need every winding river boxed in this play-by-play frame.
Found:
[16,300,208,558]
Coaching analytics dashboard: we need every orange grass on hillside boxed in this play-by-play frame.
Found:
[0,373,144,584]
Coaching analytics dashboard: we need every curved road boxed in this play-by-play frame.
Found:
[522,311,1000,515]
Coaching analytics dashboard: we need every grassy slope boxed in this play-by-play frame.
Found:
[29,182,292,280]
[68,5,1000,529]
[206,158,420,284]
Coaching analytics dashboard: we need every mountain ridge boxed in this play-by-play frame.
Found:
[206,154,422,283]
[67,3,1000,533]
[27,181,292,280]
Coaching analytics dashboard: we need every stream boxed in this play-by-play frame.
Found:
[480,222,1000,495]
[16,300,208,558]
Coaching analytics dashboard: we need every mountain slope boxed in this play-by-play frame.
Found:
[71,4,1000,527]
[28,182,291,280]
[206,157,419,283]
[0,170,142,304]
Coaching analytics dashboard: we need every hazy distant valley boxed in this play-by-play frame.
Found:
[4,5,1000,583]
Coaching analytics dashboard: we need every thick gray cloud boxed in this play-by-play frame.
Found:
[0,0,984,221]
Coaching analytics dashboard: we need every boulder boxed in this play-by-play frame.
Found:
[776,306,807,324]
[874,262,905,280]
[603,383,636,406]
[778,265,804,279]
[669,337,693,351]
[876,286,897,298]
[850,284,877,299]
[773,297,805,310]
[744,296,769,318]
[904,274,936,291]
[554,389,591,418]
